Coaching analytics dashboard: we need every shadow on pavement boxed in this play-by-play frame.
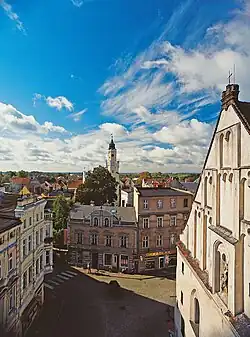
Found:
[26,256,175,337]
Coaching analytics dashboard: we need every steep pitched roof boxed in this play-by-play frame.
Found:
[234,101,250,133]
[67,180,82,189]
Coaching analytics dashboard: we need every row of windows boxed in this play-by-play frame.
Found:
[142,234,177,248]
[23,212,43,229]
[23,255,44,290]
[0,230,16,245]
[22,228,44,258]
[142,215,185,228]
[76,233,129,248]
[91,217,111,227]
[143,198,189,210]
[0,252,15,279]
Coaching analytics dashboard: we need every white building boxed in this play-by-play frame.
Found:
[14,188,50,335]
[106,135,121,206]
[175,84,250,337]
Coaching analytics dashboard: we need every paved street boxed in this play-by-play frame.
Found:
[27,263,176,337]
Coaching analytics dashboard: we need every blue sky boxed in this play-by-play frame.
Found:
[0,0,249,172]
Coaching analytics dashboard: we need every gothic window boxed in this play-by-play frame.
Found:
[93,217,99,227]
[143,199,148,209]
[157,199,163,209]
[104,218,109,227]
[190,291,200,337]
[225,131,230,142]
[219,133,224,168]
[170,198,176,209]
[214,242,228,305]
[204,176,208,206]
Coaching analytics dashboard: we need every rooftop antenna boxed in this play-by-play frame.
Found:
[228,70,233,85]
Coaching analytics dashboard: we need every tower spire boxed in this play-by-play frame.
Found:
[109,133,116,150]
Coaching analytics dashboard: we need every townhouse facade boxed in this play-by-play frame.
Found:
[14,189,48,336]
[175,84,250,337]
[0,211,21,336]
[133,187,193,272]
[67,205,137,272]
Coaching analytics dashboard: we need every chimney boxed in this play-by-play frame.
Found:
[221,84,240,110]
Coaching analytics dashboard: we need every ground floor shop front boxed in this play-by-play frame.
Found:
[138,250,177,273]
[68,248,134,272]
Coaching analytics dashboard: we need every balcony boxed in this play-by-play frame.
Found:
[177,241,212,292]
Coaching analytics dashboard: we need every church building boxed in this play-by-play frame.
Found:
[175,83,250,337]
[106,135,121,206]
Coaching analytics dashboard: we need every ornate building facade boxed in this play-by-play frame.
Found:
[67,205,137,272]
[175,84,250,337]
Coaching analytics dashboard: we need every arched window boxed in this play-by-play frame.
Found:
[213,241,228,305]
[194,298,200,324]
[219,133,224,168]
[93,217,98,227]
[190,291,200,337]
[104,218,109,227]
[204,176,208,206]
[229,173,233,182]
[222,173,227,182]
[225,131,230,142]
[194,210,197,258]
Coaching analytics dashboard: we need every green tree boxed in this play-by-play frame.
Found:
[52,195,70,233]
[17,170,28,178]
[76,166,117,205]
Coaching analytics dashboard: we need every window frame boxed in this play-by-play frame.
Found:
[157,199,163,209]
[8,252,13,272]
[184,198,188,208]
[157,217,163,227]
[104,253,112,266]
[170,198,176,209]
[93,217,99,227]
[105,235,112,247]
[104,217,110,227]
[120,236,128,248]
[170,215,177,226]
[143,199,148,209]
[142,236,149,248]
[156,235,163,247]
[142,217,149,228]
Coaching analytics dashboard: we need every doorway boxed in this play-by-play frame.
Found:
[91,252,98,269]
[159,256,164,268]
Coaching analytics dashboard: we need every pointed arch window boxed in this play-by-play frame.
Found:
[104,218,109,227]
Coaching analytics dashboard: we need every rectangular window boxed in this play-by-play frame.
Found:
[90,234,97,245]
[9,230,15,239]
[29,217,32,226]
[105,235,112,247]
[40,255,43,271]
[28,265,33,284]
[28,235,32,252]
[184,214,188,221]
[143,199,148,209]
[23,239,27,258]
[0,236,4,245]
[8,252,13,271]
[23,271,27,290]
[122,200,125,207]
[36,259,39,275]
[142,236,149,248]
[36,231,39,247]
[120,236,128,248]
[36,214,39,222]
[23,219,27,229]
[121,255,128,267]
[77,232,83,244]
[170,215,177,226]
[142,218,149,228]
[184,198,188,208]
[46,251,50,265]
[170,198,176,209]
[8,286,15,313]
[156,235,163,247]
[157,199,163,209]
[40,212,43,220]
[104,253,112,265]
[40,228,43,243]
[157,217,163,227]
[182,262,184,274]
[181,291,183,305]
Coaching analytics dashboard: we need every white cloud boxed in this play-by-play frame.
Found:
[33,93,74,111]
[0,0,26,33]
[68,109,87,122]
[71,0,83,7]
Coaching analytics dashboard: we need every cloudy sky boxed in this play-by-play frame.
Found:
[0,0,249,173]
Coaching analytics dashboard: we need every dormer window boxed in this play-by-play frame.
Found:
[143,200,148,209]
[104,218,109,227]
[93,217,99,227]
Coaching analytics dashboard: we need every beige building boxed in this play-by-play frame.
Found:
[14,188,48,336]
[175,84,250,337]
[0,196,22,336]
[133,187,192,272]
[67,205,137,272]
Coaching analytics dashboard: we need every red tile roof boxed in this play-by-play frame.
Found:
[67,180,83,189]
[11,177,30,185]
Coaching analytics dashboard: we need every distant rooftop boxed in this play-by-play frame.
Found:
[137,187,192,197]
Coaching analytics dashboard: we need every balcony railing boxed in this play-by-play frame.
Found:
[176,241,212,292]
